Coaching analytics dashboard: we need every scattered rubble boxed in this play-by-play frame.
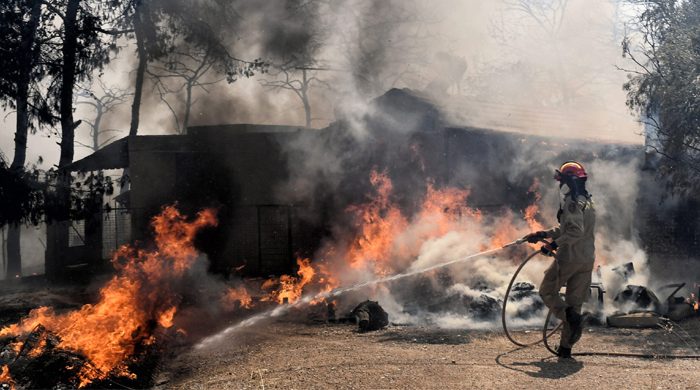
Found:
[613,285,661,314]
[606,312,662,328]
[351,301,389,332]
[508,282,545,320]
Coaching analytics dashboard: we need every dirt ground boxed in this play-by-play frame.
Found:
[157,316,700,390]
[3,282,699,389]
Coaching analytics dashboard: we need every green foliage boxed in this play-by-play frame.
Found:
[623,0,700,193]
[0,0,59,128]
[0,166,44,226]
[128,0,267,81]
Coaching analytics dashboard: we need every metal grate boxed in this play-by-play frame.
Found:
[102,208,131,259]
[68,220,86,247]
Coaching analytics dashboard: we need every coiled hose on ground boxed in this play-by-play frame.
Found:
[501,249,700,359]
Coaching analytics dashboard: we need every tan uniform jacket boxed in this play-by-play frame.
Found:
[545,194,596,264]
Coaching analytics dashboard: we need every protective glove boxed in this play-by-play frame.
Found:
[540,241,558,256]
[524,231,548,243]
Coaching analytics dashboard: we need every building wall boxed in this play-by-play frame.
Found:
[123,123,644,278]
[127,128,315,276]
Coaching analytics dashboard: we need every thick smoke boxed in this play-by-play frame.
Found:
[0,1,660,324]
[326,154,651,328]
[273,91,652,328]
[58,0,642,141]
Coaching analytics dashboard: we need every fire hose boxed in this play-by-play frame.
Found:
[501,238,700,359]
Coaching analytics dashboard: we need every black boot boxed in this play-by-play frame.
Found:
[565,306,583,345]
[556,345,572,359]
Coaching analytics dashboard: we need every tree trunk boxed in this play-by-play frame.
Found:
[6,227,21,278]
[301,69,311,127]
[183,82,192,134]
[1,227,6,277]
[47,0,80,281]
[7,0,43,278]
[59,0,79,170]
[130,3,148,136]
[303,94,311,128]
[93,106,103,151]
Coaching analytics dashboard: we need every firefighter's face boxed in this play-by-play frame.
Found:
[559,181,571,197]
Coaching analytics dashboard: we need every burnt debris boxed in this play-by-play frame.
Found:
[351,301,389,332]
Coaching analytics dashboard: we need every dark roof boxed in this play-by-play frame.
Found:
[187,124,311,135]
[66,137,129,171]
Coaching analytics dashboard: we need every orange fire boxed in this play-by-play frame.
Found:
[222,286,253,310]
[263,258,316,304]
[0,365,14,390]
[0,205,217,387]
[489,211,520,248]
[417,183,481,234]
[345,171,484,276]
[346,169,409,275]
[157,306,177,329]
[259,257,340,305]
[524,178,544,232]
[312,261,340,295]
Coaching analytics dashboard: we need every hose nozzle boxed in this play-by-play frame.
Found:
[503,237,528,248]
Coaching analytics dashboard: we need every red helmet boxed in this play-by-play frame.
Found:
[554,161,587,181]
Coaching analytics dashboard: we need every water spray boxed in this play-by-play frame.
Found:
[199,236,700,359]
[198,239,522,348]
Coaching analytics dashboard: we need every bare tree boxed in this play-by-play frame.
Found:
[260,64,330,128]
[147,48,223,134]
[487,0,620,106]
[503,0,569,37]
[76,80,131,151]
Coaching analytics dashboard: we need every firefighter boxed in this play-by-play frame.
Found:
[524,161,596,358]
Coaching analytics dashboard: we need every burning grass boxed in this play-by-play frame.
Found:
[0,171,549,388]
[0,206,217,388]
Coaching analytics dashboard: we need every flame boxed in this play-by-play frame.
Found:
[8,341,22,355]
[417,183,481,235]
[0,365,14,390]
[524,178,544,232]
[263,258,316,304]
[222,286,253,310]
[489,211,520,248]
[345,170,483,276]
[0,205,217,387]
[346,169,408,275]
[308,261,340,305]
[258,257,340,306]
[157,306,177,329]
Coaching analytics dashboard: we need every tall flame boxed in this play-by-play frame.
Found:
[0,206,217,387]
[345,170,481,276]
[524,178,544,232]
[346,169,408,275]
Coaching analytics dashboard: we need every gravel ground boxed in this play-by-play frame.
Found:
[157,316,700,390]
